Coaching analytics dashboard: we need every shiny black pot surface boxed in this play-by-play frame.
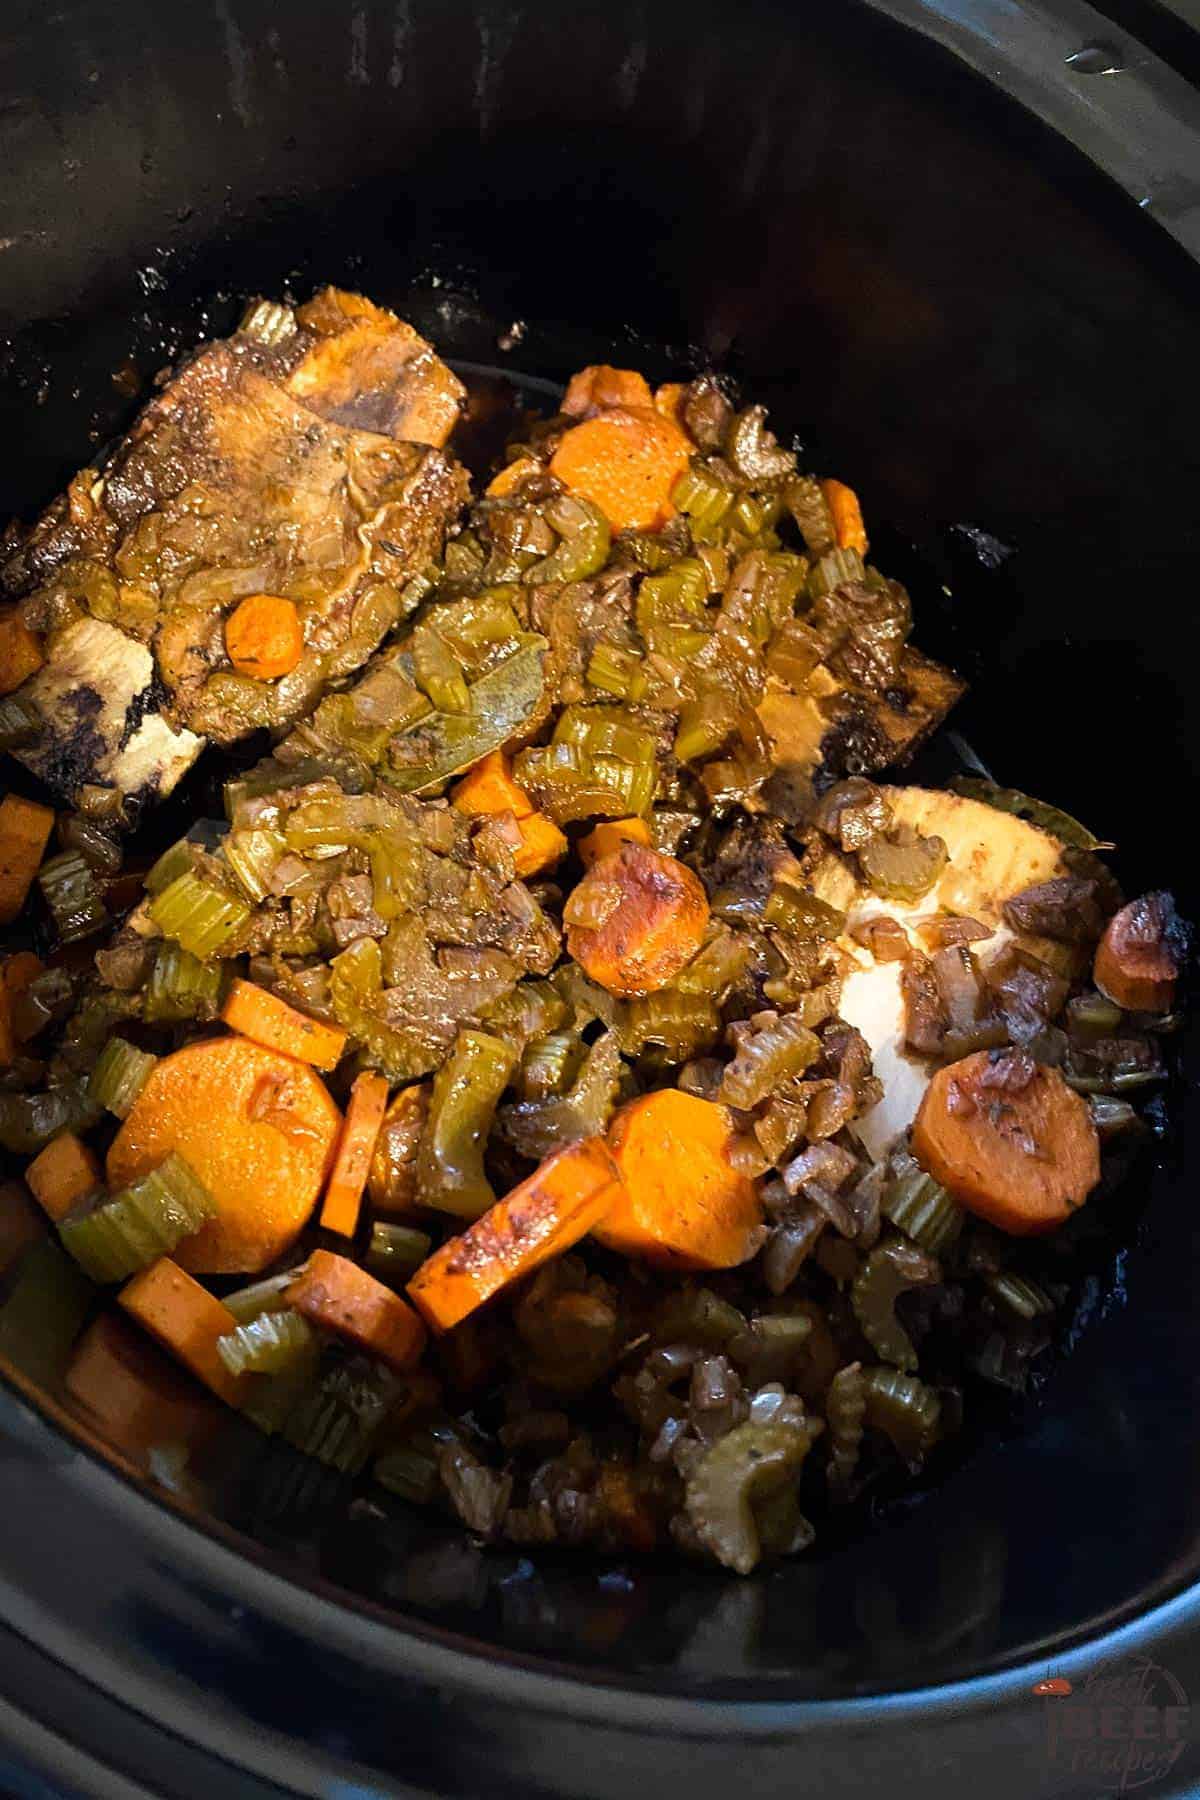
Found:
[2,0,1200,1791]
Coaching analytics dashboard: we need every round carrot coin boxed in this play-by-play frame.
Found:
[549,407,692,534]
[565,843,709,997]
[107,1035,341,1273]
[912,1049,1099,1236]
[224,592,304,680]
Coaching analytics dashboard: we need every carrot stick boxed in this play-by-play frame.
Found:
[0,606,44,694]
[220,977,347,1070]
[26,1132,102,1223]
[285,1248,426,1371]
[407,1137,620,1333]
[562,365,654,418]
[595,1090,764,1269]
[107,1035,341,1273]
[451,749,534,818]
[1093,892,1183,1014]
[224,593,304,680]
[320,1071,389,1236]
[820,479,868,557]
[911,1049,1100,1235]
[0,794,55,925]
[118,1256,246,1405]
[549,407,692,534]
[578,817,652,867]
[564,842,709,997]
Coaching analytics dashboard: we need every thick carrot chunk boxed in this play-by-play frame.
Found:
[565,842,709,997]
[514,811,568,878]
[286,1249,426,1371]
[451,749,534,819]
[407,1137,620,1333]
[595,1091,764,1270]
[0,607,44,694]
[912,1049,1099,1236]
[0,794,55,925]
[26,1132,102,1223]
[578,817,653,867]
[118,1257,245,1406]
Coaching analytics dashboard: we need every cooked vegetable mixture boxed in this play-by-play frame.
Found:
[0,300,1188,1573]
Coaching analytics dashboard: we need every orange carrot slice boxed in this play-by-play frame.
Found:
[220,977,347,1070]
[565,842,709,997]
[912,1049,1100,1235]
[549,407,692,534]
[578,816,652,867]
[820,479,868,557]
[224,593,303,680]
[0,794,54,926]
[107,1035,341,1274]
[0,606,44,694]
[320,1071,389,1236]
[1093,893,1182,1014]
[407,1137,620,1333]
[118,1257,245,1405]
[26,1132,102,1223]
[596,1090,764,1269]
[285,1249,426,1371]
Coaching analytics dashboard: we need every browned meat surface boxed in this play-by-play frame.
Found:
[2,289,467,809]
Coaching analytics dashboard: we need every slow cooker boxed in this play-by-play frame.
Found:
[3,0,1200,1791]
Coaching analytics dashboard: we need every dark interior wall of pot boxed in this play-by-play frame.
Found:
[2,0,1200,1695]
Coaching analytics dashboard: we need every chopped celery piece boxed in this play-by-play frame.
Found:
[282,1354,400,1473]
[481,978,569,1050]
[0,1238,94,1385]
[674,927,751,997]
[144,942,223,1023]
[417,1027,517,1218]
[386,639,547,793]
[37,850,109,944]
[366,1223,433,1283]
[515,741,655,824]
[412,622,471,714]
[807,545,865,598]
[881,1167,963,1255]
[329,937,436,1082]
[0,691,39,750]
[618,992,721,1061]
[217,1309,316,1378]
[674,694,739,765]
[636,559,709,646]
[242,1337,323,1437]
[523,493,611,584]
[148,870,250,960]
[984,1272,1055,1321]
[374,1440,441,1505]
[144,838,194,896]
[497,1030,623,1159]
[223,1265,310,1326]
[518,1029,582,1100]
[552,704,658,767]
[223,825,286,902]
[720,1015,820,1109]
[60,1151,215,1282]
[88,1037,157,1119]
[671,464,735,530]
[586,643,648,701]
[764,881,846,940]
